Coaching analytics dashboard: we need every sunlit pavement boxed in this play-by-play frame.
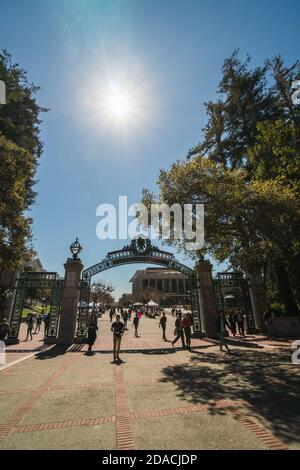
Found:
[0,313,299,450]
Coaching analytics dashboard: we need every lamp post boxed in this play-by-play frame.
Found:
[69,238,82,260]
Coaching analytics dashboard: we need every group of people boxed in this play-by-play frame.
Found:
[159,311,193,350]
[0,312,50,343]
[24,312,49,340]
[85,307,195,363]
[226,309,245,337]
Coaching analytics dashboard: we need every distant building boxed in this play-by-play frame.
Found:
[130,267,190,306]
[119,293,134,307]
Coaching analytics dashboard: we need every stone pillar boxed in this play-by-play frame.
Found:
[57,258,83,346]
[246,269,267,332]
[0,270,19,322]
[195,261,218,339]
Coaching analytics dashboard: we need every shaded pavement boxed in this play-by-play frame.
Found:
[0,313,299,450]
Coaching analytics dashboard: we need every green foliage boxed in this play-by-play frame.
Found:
[143,51,300,315]
[0,135,35,269]
[0,50,48,271]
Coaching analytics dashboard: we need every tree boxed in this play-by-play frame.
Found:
[142,52,300,316]
[0,50,48,271]
[90,281,114,306]
[0,135,35,270]
[0,50,48,158]
[143,157,300,315]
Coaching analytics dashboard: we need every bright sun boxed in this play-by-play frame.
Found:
[105,81,133,120]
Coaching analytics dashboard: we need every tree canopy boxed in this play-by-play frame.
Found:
[142,51,300,315]
[0,50,48,271]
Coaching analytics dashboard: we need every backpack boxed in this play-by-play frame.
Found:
[0,323,8,338]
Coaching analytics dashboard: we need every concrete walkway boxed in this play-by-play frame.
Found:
[0,314,299,450]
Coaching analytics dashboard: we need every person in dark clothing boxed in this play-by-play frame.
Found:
[236,309,245,336]
[228,312,237,337]
[109,308,114,323]
[123,310,128,330]
[182,313,192,350]
[216,312,231,352]
[25,314,34,341]
[44,315,50,337]
[264,309,274,339]
[159,312,167,341]
[34,314,42,334]
[111,314,125,363]
[87,316,98,353]
[172,313,186,348]
[0,318,10,341]
[133,313,140,337]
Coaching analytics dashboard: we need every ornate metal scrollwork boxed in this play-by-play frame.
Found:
[77,238,202,338]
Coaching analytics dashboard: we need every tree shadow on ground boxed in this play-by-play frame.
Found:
[159,348,300,447]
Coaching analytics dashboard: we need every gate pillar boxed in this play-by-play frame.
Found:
[195,261,218,339]
[246,269,267,332]
[57,258,83,346]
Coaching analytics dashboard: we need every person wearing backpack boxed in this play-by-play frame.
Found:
[216,311,231,353]
[87,314,98,353]
[0,318,10,341]
[34,314,42,334]
[25,313,34,341]
[133,313,140,337]
[182,313,192,350]
[159,311,167,341]
[172,312,186,348]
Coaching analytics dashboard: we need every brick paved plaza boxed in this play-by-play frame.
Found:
[1,313,299,450]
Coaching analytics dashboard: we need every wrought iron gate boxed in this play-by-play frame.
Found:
[213,272,256,333]
[76,237,202,341]
[7,271,64,344]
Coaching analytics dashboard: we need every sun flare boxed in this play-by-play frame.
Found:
[104,81,133,120]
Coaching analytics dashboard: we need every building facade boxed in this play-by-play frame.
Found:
[130,267,190,306]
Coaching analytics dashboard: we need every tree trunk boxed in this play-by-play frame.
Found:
[276,264,300,316]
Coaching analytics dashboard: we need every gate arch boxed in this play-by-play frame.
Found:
[76,238,201,340]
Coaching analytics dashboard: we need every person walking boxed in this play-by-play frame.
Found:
[236,309,245,336]
[34,314,42,334]
[109,308,114,323]
[44,314,50,337]
[172,312,185,348]
[0,318,10,341]
[159,311,167,341]
[123,310,128,330]
[87,315,98,353]
[182,313,192,350]
[228,312,237,337]
[25,313,34,341]
[111,314,125,363]
[216,311,231,352]
[133,313,140,337]
[264,309,274,339]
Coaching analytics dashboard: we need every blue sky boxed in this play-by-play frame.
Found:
[1,0,300,299]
